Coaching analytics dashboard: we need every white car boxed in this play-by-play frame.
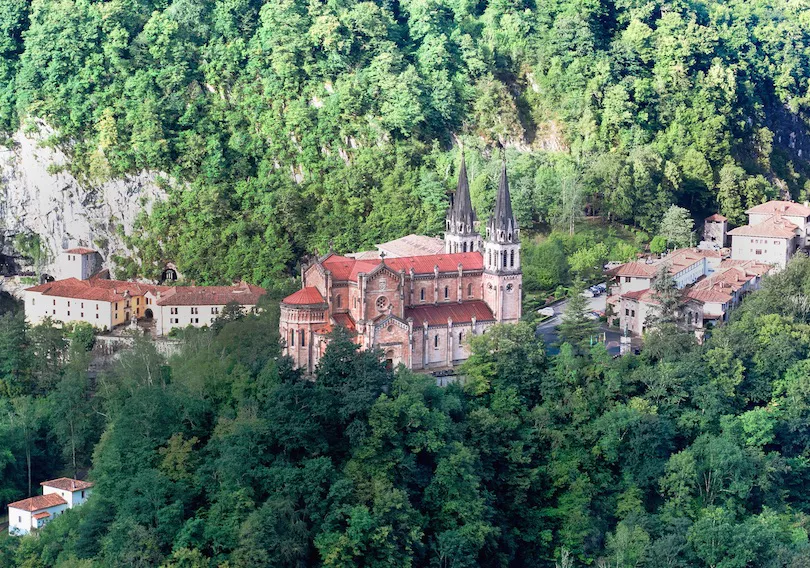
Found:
[538,307,555,317]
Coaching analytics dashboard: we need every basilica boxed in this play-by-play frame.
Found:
[280,156,523,373]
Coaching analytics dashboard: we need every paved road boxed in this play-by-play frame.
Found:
[536,292,625,355]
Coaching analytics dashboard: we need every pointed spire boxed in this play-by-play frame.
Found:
[487,158,519,243]
[446,151,477,234]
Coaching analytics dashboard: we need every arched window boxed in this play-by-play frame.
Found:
[458,331,463,342]
[290,330,295,347]
[467,283,472,297]
[687,312,693,325]
[420,288,425,301]
[336,295,341,307]
[463,242,467,253]
[503,251,508,268]
[300,330,306,347]
[444,286,449,299]
[434,334,439,348]
[510,250,515,267]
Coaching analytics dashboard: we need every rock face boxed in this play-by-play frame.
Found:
[0,123,165,279]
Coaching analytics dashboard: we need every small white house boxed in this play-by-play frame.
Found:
[7,478,93,536]
[41,477,93,508]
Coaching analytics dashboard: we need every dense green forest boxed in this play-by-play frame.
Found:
[3,257,810,566]
[3,0,810,285]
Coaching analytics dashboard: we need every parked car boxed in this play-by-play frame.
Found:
[581,289,595,298]
[585,311,600,320]
[538,307,555,317]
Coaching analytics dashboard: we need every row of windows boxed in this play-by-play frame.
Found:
[53,310,100,319]
[170,306,223,315]
[288,329,306,348]
[433,331,467,349]
[487,249,517,268]
[750,239,782,245]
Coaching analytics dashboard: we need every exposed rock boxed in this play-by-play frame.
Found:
[0,122,166,279]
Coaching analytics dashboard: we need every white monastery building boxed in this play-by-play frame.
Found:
[23,249,265,334]
[8,478,93,536]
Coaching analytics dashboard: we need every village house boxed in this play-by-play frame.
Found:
[23,250,265,335]
[615,258,771,336]
[8,478,93,536]
[728,201,810,268]
[280,157,522,373]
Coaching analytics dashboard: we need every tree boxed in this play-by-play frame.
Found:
[646,262,683,327]
[558,289,599,353]
[659,206,694,250]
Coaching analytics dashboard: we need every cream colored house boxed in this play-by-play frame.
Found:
[727,200,810,268]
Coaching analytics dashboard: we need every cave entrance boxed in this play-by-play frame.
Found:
[144,308,154,320]
[40,273,55,284]
[160,268,178,283]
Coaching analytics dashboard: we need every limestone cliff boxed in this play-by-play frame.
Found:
[0,122,165,279]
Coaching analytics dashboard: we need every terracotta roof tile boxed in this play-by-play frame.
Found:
[282,287,326,306]
[332,312,356,330]
[156,282,265,306]
[320,252,484,282]
[705,214,728,222]
[41,478,94,492]
[406,301,495,328]
[746,200,810,217]
[64,247,97,255]
[33,511,51,520]
[8,493,67,512]
[728,215,798,238]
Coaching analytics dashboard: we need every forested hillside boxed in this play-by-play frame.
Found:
[3,0,810,284]
[5,256,810,566]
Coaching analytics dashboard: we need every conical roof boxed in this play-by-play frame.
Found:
[446,153,477,234]
[487,161,519,243]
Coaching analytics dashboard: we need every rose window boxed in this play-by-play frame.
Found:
[376,296,388,311]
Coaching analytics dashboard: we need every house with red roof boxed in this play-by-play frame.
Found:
[280,157,522,373]
[8,478,93,536]
[727,200,810,268]
[24,276,265,335]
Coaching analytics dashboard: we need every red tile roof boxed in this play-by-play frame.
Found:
[26,278,166,303]
[156,282,265,306]
[746,200,810,217]
[728,215,798,238]
[8,493,67,512]
[319,252,484,282]
[64,247,96,255]
[41,478,94,492]
[332,312,356,331]
[612,262,657,278]
[282,287,326,306]
[705,214,727,222]
[33,511,51,520]
[386,252,483,274]
[406,301,495,328]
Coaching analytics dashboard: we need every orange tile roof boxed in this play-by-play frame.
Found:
[33,511,51,520]
[8,493,66,512]
[332,312,356,330]
[41,478,94,492]
[386,252,484,274]
[705,214,727,222]
[319,252,484,282]
[728,215,798,238]
[26,278,165,302]
[156,282,265,306]
[406,301,495,328]
[746,200,810,217]
[64,247,96,255]
[282,287,326,306]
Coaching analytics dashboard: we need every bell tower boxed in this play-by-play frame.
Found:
[444,153,481,254]
[482,159,522,323]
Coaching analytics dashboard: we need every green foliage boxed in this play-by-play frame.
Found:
[2,0,808,284]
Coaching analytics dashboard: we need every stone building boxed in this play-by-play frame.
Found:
[280,157,522,373]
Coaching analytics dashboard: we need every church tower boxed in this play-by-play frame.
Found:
[444,153,480,254]
[482,159,522,323]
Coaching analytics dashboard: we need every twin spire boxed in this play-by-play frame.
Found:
[445,152,519,244]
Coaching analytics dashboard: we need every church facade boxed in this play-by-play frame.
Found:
[280,157,522,373]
